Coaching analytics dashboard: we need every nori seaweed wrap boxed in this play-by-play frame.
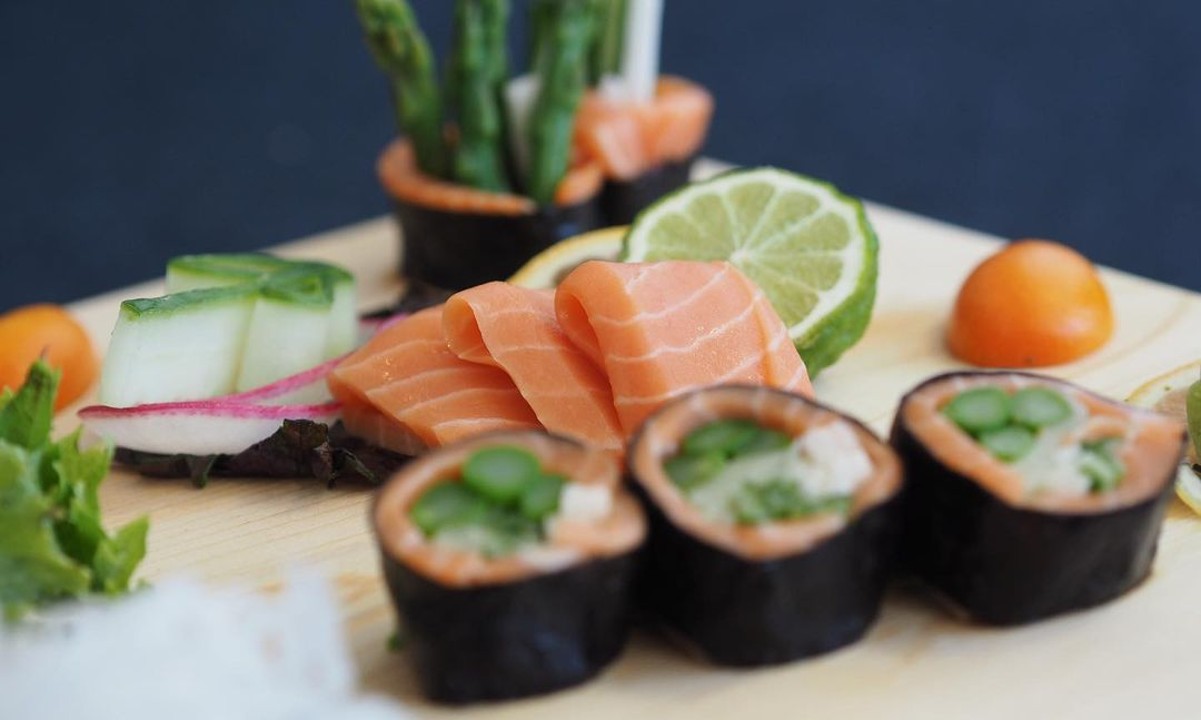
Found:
[891,371,1187,626]
[371,430,645,703]
[626,385,904,667]
[378,140,603,291]
[599,156,693,226]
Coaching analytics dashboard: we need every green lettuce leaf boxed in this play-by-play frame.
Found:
[0,360,149,620]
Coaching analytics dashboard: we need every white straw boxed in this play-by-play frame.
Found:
[621,0,664,103]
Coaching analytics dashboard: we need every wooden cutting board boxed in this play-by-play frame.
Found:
[68,198,1201,719]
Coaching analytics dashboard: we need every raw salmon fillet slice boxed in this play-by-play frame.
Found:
[378,140,602,214]
[328,306,540,453]
[575,76,715,181]
[444,283,624,453]
[555,260,814,435]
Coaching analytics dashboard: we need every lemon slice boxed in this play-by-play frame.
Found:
[1127,360,1201,515]
[508,226,625,289]
[621,167,878,376]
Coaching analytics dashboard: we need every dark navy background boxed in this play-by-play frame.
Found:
[3,0,1199,310]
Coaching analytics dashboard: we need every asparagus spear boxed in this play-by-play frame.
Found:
[355,0,449,179]
[588,0,626,85]
[447,0,511,192]
[526,0,595,206]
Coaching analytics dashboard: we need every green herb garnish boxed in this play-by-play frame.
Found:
[0,361,149,620]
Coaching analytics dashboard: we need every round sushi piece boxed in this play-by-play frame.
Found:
[627,384,903,667]
[379,141,603,291]
[575,76,713,225]
[372,430,645,704]
[891,371,1188,626]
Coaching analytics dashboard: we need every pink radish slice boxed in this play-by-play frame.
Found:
[79,401,341,455]
[219,355,348,405]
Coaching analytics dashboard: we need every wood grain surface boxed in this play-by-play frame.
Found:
[66,192,1201,719]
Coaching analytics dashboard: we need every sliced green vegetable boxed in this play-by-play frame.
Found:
[681,419,762,457]
[462,446,542,503]
[978,425,1036,463]
[1011,387,1072,429]
[100,255,357,406]
[519,472,565,520]
[410,482,489,535]
[664,451,726,491]
[728,479,852,526]
[737,428,793,455]
[165,253,292,293]
[1187,380,1201,458]
[943,387,1012,435]
[1080,439,1125,493]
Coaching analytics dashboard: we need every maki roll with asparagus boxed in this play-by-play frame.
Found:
[627,385,903,667]
[372,430,645,703]
[891,371,1188,625]
[357,0,604,291]
[573,0,714,224]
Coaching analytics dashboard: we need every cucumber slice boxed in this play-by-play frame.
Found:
[236,298,334,393]
[326,274,358,356]
[105,254,359,404]
[165,254,292,292]
[99,286,258,406]
[287,262,358,357]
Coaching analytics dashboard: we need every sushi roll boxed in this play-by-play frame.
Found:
[627,385,903,667]
[574,0,715,224]
[379,141,602,291]
[357,0,604,292]
[891,371,1188,625]
[371,430,645,703]
[576,77,714,225]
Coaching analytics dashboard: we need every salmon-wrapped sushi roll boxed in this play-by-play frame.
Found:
[372,430,645,703]
[627,385,903,666]
[891,371,1187,625]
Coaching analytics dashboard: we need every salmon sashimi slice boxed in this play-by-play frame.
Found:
[378,140,602,214]
[443,283,625,453]
[574,76,715,181]
[555,260,814,435]
[328,306,541,453]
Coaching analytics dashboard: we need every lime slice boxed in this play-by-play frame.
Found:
[508,226,625,288]
[1177,465,1201,516]
[1126,360,1201,516]
[621,167,878,376]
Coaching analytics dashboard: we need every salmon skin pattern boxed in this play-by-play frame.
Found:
[443,283,624,453]
[555,260,813,435]
[328,306,540,453]
[330,261,812,452]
